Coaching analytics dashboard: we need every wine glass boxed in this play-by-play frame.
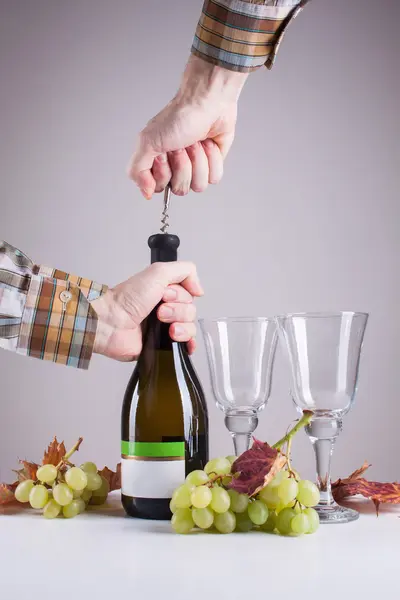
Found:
[199,317,278,456]
[276,311,368,524]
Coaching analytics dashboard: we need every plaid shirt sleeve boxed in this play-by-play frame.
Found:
[191,0,310,73]
[0,241,107,369]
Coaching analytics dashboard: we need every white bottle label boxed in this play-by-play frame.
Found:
[121,458,185,498]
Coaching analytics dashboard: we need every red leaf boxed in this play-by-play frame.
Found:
[332,462,400,514]
[98,464,121,492]
[13,460,39,482]
[42,437,66,466]
[230,438,287,496]
[0,483,17,506]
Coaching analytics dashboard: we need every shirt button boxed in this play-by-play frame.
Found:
[60,290,72,303]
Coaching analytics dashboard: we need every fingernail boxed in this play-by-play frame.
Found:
[164,288,177,301]
[159,305,173,319]
[174,325,184,337]
[157,154,167,163]
[141,188,152,199]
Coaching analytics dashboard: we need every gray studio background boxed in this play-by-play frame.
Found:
[1,0,399,483]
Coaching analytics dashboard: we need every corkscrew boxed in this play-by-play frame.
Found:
[149,184,179,263]
[160,184,171,233]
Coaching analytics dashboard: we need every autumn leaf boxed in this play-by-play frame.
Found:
[99,464,121,492]
[0,483,18,506]
[332,462,400,514]
[345,461,371,481]
[230,438,287,496]
[42,437,66,466]
[13,460,39,482]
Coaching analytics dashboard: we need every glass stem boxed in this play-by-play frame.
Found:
[231,433,252,456]
[306,418,342,506]
[225,412,258,457]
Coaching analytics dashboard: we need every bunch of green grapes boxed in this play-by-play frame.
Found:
[14,462,110,519]
[170,456,320,536]
[257,471,320,535]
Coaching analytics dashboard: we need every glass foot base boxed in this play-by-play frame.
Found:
[316,503,359,524]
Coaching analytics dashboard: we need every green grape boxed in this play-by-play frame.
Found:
[15,479,35,503]
[204,457,231,477]
[221,476,232,487]
[191,485,212,509]
[276,508,296,535]
[296,480,320,508]
[260,510,277,532]
[278,478,299,505]
[171,508,194,534]
[63,499,82,518]
[76,498,86,514]
[185,470,209,487]
[53,483,73,506]
[235,512,253,532]
[80,462,98,474]
[81,488,92,503]
[36,464,58,484]
[72,489,83,499]
[226,455,237,466]
[85,472,102,491]
[228,490,249,514]
[259,484,280,509]
[275,501,287,515]
[65,467,88,491]
[273,471,290,485]
[90,476,110,502]
[192,507,214,529]
[172,484,192,509]
[291,513,310,535]
[210,487,230,513]
[292,502,301,514]
[214,510,236,534]
[248,500,269,525]
[29,485,49,509]
[43,499,61,519]
[169,499,178,513]
[303,508,320,533]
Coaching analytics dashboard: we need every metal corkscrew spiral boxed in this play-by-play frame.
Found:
[160,185,171,233]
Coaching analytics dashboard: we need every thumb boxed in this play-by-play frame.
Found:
[214,130,235,160]
[127,136,158,199]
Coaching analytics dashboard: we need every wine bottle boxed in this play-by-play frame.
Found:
[121,233,209,520]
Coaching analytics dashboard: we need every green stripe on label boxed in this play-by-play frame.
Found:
[121,441,185,458]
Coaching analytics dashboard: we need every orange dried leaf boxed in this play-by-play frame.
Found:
[332,462,400,513]
[99,463,121,492]
[230,438,287,497]
[42,437,66,466]
[346,460,371,480]
[13,460,39,482]
[0,483,17,506]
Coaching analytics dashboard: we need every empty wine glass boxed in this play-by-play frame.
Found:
[276,312,368,524]
[199,317,278,456]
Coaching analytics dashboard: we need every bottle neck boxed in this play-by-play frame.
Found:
[145,308,173,351]
[145,232,181,351]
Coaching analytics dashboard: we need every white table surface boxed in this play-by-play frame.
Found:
[1,491,398,599]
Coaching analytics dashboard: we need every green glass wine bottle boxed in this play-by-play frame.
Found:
[121,233,209,519]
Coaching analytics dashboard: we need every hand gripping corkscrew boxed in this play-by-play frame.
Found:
[160,184,171,233]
